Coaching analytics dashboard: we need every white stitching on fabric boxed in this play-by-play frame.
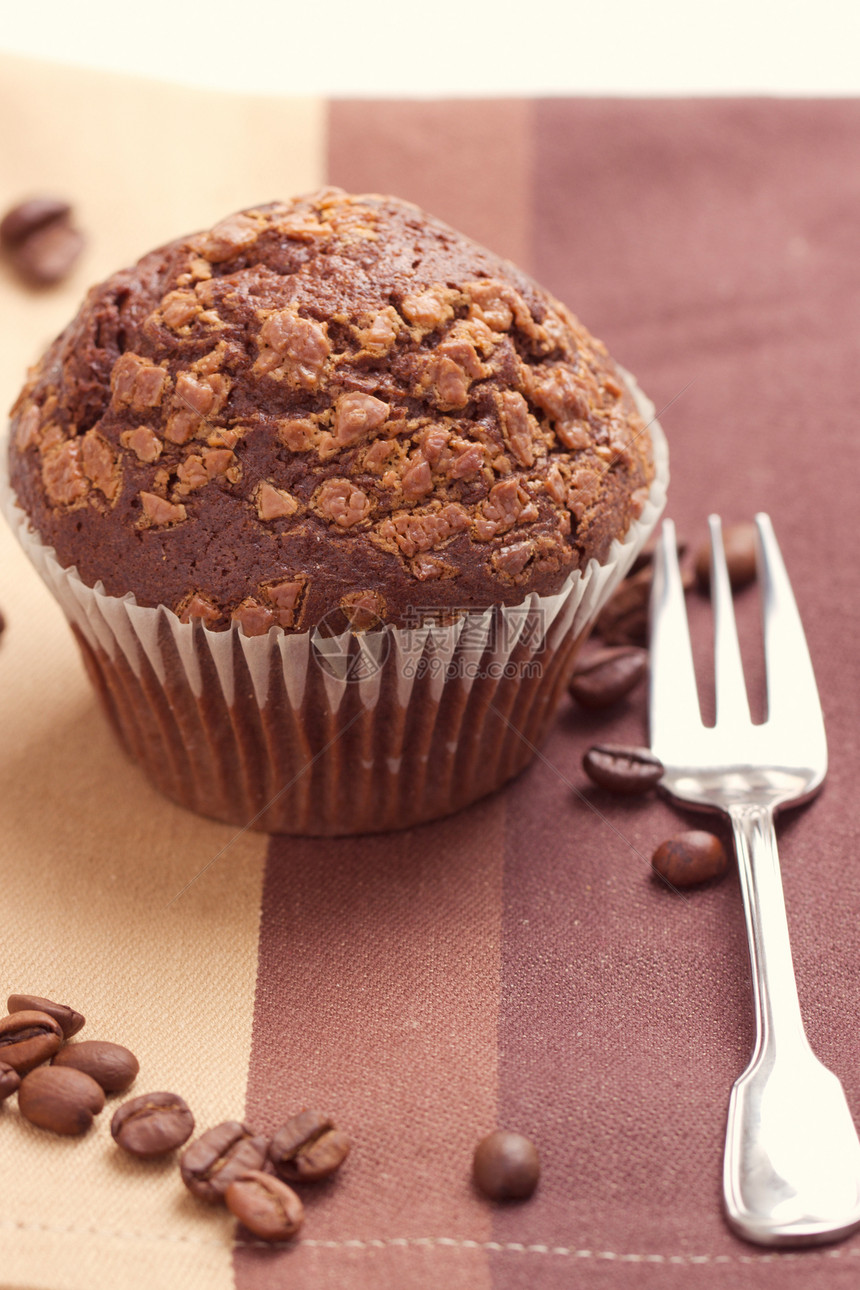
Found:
[2,1220,860,1261]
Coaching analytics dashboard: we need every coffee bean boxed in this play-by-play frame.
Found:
[269,1109,351,1183]
[12,221,85,286]
[652,831,729,887]
[0,1009,63,1074]
[629,534,688,577]
[597,556,695,647]
[582,744,664,794]
[695,522,758,592]
[473,1130,540,1201]
[594,567,652,645]
[225,1170,304,1242]
[0,1061,21,1101]
[180,1121,270,1203]
[111,1092,195,1157]
[8,993,85,1040]
[0,196,85,287]
[18,1065,105,1135]
[569,645,648,710]
[53,1040,138,1093]
[0,197,71,245]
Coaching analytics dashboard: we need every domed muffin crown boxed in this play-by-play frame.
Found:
[8,189,654,633]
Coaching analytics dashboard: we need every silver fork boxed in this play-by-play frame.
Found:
[650,512,860,1247]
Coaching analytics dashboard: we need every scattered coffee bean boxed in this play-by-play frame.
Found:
[569,645,648,710]
[111,1091,195,1157]
[652,831,729,887]
[180,1121,270,1203]
[0,196,85,286]
[225,1170,304,1242]
[582,743,664,794]
[629,534,688,577]
[594,567,652,645]
[473,1130,540,1201]
[596,556,695,647]
[269,1109,351,1183]
[0,197,71,245]
[12,221,86,286]
[53,1039,138,1093]
[0,1009,63,1074]
[18,1065,105,1135]
[694,521,758,592]
[8,993,85,1040]
[0,1061,21,1101]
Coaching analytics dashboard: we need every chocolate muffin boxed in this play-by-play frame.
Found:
[5,189,668,834]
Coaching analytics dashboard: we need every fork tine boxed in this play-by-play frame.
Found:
[709,514,752,727]
[649,518,702,750]
[755,513,827,745]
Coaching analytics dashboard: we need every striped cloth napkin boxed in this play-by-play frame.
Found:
[3,52,860,1289]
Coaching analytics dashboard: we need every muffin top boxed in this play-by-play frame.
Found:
[8,188,654,634]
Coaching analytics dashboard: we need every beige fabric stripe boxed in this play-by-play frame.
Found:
[0,54,324,1290]
[0,478,265,1290]
[0,53,325,388]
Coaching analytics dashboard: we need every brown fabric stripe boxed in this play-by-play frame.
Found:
[488,97,860,1287]
[327,98,534,271]
[235,98,535,1289]
[235,800,506,1289]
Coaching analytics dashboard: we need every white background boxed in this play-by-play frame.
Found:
[1,0,859,96]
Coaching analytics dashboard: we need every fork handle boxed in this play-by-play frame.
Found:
[723,802,860,1245]
[730,802,807,1052]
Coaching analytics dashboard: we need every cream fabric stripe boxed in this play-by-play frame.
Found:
[0,54,324,1290]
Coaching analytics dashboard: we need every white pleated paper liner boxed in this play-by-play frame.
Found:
[3,379,669,835]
